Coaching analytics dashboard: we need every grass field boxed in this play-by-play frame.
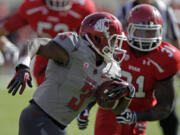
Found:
[0,72,180,135]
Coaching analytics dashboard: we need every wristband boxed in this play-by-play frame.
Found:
[17,56,31,67]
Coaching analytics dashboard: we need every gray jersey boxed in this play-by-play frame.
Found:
[33,32,121,125]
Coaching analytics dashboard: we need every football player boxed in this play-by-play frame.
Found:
[0,0,96,86]
[6,12,134,135]
[77,4,180,135]
[115,0,180,135]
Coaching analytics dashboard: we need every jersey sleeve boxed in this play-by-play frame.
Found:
[154,43,180,80]
[3,0,28,33]
[52,32,79,54]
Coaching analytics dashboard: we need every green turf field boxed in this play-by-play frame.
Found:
[0,75,180,135]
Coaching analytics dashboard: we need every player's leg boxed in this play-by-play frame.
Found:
[19,101,66,135]
[159,107,179,135]
[95,107,118,135]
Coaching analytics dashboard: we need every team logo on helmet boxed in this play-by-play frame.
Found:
[94,18,110,38]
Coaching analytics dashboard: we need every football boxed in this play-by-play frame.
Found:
[95,80,130,110]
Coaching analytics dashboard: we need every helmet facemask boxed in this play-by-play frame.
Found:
[79,12,127,64]
[85,33,127,63]
[45,0,72,11]
[127,22,163,52]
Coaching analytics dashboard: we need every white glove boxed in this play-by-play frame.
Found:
[116,109,137,125]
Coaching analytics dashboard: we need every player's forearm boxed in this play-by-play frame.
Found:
[136,103,173,122]
[18,38,51,67]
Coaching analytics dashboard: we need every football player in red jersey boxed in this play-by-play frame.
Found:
[77,4,180,135]
[0,0,96,86]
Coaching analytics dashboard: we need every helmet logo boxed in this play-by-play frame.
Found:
[94,18,110,38]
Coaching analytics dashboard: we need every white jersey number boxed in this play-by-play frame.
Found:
[161,45,176,57]
[122,70,145,98]
[37,22,69,38]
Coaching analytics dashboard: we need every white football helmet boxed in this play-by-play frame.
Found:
[45,0,72,11]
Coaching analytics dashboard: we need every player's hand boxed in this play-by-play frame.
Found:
[126,83,136,100]
[105,79,135,101]
[77,107,89,130]
[7,64,32,96]
[116,109,137,125]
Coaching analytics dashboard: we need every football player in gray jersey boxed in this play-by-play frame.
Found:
[6,12,135,135]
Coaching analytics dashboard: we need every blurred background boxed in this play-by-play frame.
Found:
[0,0,180,135]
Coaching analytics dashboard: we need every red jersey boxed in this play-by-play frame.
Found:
[121,41,180,112]
[3,0,96,37]
[3,0,96,85]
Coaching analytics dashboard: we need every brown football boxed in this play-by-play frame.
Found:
[95,80,129,110]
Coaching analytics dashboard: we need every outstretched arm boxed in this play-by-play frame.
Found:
[18,38,69,67]
[7,38,69,95]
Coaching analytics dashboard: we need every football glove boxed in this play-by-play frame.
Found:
[116,109,137,125]
[77,107,89,130]
[7,64,32,96]
[105,79,135,101]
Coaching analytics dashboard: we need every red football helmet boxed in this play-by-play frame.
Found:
[79,12,126,63]
[127,4,163,52]
[45,0,72,11]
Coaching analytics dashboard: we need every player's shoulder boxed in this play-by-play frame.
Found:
[71,0,96,14]
[53,32,82,48]
[54,32,79,42]
[157,41,180,57]
[152,41,180,64]
[53,32,91,56]
[20,0,44,10]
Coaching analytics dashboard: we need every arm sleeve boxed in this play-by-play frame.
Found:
[3,13,28,33]
[52,32,79,54]
[155,46,180,80]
